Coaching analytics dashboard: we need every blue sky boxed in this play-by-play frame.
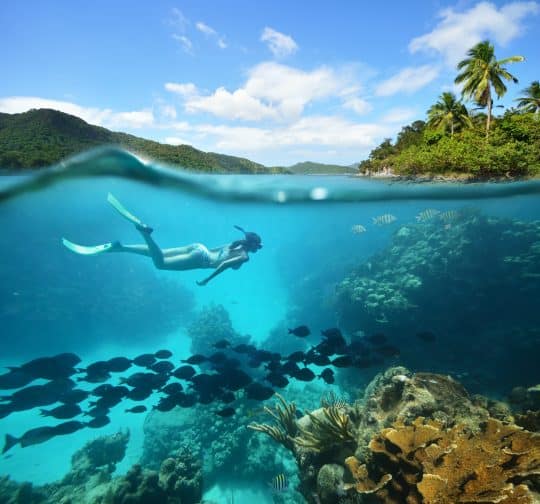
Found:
[1,0,539,166]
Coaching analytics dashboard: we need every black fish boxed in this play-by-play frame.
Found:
[331,356,354,368]
[220,368,252,391]
[416,331,436,342]
[0,370,35,390]
[208,352,228,364]
[293,368,316,382]
[232,344,256,354]
[77,371,111,384]
[87,416,110,429]
[3,427,57,454]
[281,360,300,376]
[150,361,175,374]
[154,396,178,412]
[133,353,157,367]
[182,354,208,365]
[245,382,275,401]
[2,379,75,413]
[126,387,152,401]
[59,389,89,404]
[161,382,183,395]
[53,420,86,436]
[265,373,289,388]
[154,349,173,359]
[353,358,373,369]
[125,405,147,414]
[366,333,387,346]
[91,384,115,397]
[40,404,82,419]
[13,353,81,380]
[84,406,110,418]
[171,365,197,380]
[375,345,400,358]
[177,394,197,408]
[120,372,157,388]
[85,361,110,375]
[190,373,222,395]
[321,328,343,339]
[215,407,235,417]
[288,325,310,337]
[212,339,231,349]
[106,357,133,373]
[319,368,335,384]
[310,354,331,367]
[219,391,236,404]
[286,351,305,363]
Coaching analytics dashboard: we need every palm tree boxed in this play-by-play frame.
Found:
[515,80,540,116]
[427,92,472,137]
[455,40,524,138]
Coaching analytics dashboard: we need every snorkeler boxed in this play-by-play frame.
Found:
[62,193,262,286]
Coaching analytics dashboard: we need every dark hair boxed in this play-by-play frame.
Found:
[232,225,262,252]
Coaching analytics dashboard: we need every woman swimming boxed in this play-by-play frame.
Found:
[62,193,262,286]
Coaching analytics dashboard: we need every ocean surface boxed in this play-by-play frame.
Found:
[0,148,539,503]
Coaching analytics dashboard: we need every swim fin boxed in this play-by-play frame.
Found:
[62,238,118,255]
[107,193,143,227]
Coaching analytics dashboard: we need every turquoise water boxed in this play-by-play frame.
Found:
[0,148,539,503]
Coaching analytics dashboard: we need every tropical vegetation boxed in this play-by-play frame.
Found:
[360,40,539,178]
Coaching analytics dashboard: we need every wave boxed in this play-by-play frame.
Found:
[1,147,540,204]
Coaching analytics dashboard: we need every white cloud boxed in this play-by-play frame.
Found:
[185,87,277,121]
[375,65,440,96]
[194,115,390,151]
[196,21,216,36]
[409,1,539,66]
[381,107,418,123]
[166,62,358,122]
[343,97,372,115]
[165,82,199,97]
[164,136,190,146]
[169,8,189,32]
[0,96,154,129]
[196,21,227,49]
[159,104,177,119]
[260,27,298,57]
[172,34,193,54]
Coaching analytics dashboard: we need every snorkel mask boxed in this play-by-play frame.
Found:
[234,225,263,250]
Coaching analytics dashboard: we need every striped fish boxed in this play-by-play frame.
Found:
[351,224,367,234]
[270,473,289,492]
[372,214,397,225]
[439,210,459,222]
[416,209,440,222]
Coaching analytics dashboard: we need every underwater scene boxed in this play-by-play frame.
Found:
[0,149,539,503]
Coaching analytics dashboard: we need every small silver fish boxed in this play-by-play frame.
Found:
[271,473,289,492]
[416,209,440,222]
[372,214,397,225]
[351,224,367,234]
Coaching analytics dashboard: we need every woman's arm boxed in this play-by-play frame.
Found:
[196,256,247,286]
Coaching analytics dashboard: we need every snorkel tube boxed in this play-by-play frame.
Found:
[234,225,263,250]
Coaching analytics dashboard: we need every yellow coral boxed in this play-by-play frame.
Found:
[369,417,540,504]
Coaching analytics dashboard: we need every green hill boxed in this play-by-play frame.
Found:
[0,109,286,173]
[287,161,358,174]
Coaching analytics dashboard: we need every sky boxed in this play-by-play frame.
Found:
[1,0,539,166]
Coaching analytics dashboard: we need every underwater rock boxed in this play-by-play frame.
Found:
[316,464,346,501]
[105,464,166,503]
[187,303,250,356]
[0,476,46,504]
[62,430,129,486]
[158,450,203,504]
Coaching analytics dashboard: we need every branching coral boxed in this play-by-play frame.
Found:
[295,407,356,453]
[365,417,540,504]
[247,393,298,451]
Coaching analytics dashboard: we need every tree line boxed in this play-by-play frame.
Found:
[360,40,540,178]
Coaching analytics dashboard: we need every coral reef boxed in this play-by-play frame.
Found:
[250,366,540,504]
[334,212,540,391]
[187,303,250,356]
